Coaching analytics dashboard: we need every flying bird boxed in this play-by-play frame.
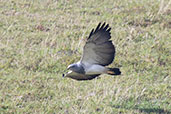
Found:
[63,22,121,80]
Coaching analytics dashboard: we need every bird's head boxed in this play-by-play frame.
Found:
[63,64,79,79]
[67,64,77,71]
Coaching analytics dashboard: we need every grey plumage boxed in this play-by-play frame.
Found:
[67,64,85,74]
[81,22,115,66]
[63,22,121,80]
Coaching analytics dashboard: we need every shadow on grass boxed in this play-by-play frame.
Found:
[110,98,170,114]
[137,108,170,114]
[112,105,170,114]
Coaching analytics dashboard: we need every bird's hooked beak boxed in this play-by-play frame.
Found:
[62,70,72,78]
[63,64,76,78]
[63,65,72,78]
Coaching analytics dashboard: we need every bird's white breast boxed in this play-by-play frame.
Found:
[84,63,107,75]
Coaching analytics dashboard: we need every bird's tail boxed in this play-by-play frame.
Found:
[107,68,121,75]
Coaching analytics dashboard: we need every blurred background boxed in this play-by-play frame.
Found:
[0,0,170,113]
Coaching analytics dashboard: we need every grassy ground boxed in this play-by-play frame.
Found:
[0,0,171,113]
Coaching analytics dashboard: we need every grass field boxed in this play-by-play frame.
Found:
[0,0,171,113]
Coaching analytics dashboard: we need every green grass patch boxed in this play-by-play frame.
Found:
[0,0,170,113]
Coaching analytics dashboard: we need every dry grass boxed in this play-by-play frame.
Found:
[0,0,171,113]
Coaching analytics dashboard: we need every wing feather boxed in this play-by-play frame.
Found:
[81,22,115,66]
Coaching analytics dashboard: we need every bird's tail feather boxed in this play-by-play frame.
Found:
[107,68,121,75]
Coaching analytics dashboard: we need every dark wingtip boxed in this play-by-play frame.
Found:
[107,27,111,32]
[100,22,106,30]
[94,22,101,33]
[104,24,109,30]
[88,22,111,40]
[88,28,94,39]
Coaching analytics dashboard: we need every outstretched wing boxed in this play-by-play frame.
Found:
[81,22,115,66]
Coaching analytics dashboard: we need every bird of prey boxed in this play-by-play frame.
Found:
[63,22,121,80]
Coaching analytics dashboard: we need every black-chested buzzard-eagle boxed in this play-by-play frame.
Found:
[63,22,121,80]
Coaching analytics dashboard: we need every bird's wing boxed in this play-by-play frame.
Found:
[80,22,115,66]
